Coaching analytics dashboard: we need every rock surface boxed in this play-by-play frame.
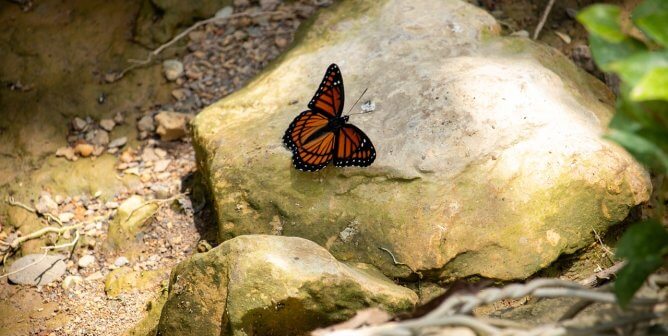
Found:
[107,195,159,253]
[8,254,67,286]
[191,0,651,281]
[156,235,417,336]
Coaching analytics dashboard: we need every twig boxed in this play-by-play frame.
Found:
[0,230,80,279]
[0,250,49,279]
[533,0,556,40]
[579,262,624,288]
[8,223,82,249]
[110,10,286,82]
[592,228,614,258]
[378,247,415,274]
[7,196,36,212]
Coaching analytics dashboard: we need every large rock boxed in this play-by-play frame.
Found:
[191,0,651,280]
[156,235,417,336]
[7,254,67,286]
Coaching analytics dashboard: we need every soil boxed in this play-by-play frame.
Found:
[0,0,657,335]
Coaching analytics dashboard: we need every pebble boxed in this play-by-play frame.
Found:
[105,201,119,209]
[108,136,127,148]
[92,146,105,157]
[154,111,189,141]
[141,147,160,162]
[99,119,116,131]
[78,255,96,268]
[163,59,184,81]
[154,147,167,158]
[91,130,110,146]
[274,36,289,48]
[215,6,233,19]
[114,256,129,267]
[55,147,77,161]
[260,0,280,11]
[72,117,88,131]
[511,30,530,38]
[8,254,67,286]
[74,143,94,157]
[54,195,64,205]
[153,159,172,173]
[137,115,155,132]
[36,192,59,214]
[62,275,83,290]
[150,184,172,199]
[85,271,104,281]
[171,88,189,101]
[58,212,75,223]
[113,112,125,124]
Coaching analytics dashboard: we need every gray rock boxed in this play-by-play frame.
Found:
[163,60,184,81]
[113,256,129,267]
[8,254,67,286]
[215,6,233,19]
[91,130,110,147]
[72,117,88,131]
[113,112,125,124]
[99,118,116,132]
[137,115,155,132]
[153,159,171,173]
[191,0,651,281]
[78,254,96,268]
[35,192,58,215]
[58,212,74,223]
[108,136,127,148]
[154,111,189,141]
[150,184,172,199]
[62,275,83,290]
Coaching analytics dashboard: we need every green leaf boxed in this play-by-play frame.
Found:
[577,4,626,42]
[608,51,668,87]
[632,0,668,47]
[605,129,668,173]
[588,35,646,71]
[614,219,668,307]
[631,67,668,101]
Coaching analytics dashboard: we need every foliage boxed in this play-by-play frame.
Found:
[577,0,668,307]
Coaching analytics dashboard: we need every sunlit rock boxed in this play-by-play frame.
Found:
[191,0,650,280]
[156,235,417,336]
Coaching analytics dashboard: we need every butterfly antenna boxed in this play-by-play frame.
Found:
[346,88,369,115]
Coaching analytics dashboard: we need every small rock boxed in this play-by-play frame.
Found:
[154,111,189,141]
[154,148,167,158]
[72,117,88,131]
[150,184,172,199]
[85,271,104,281]
[55,147,77,161]
[215,6,233,18]
[105,201,119,209]
[113,112,125,124]
[62,275,83,290]
[171,88,189,101]
[8,254,66,286]
[108,136,127,148]
[163,60,184,81]
[74,143,94,157]
[54,195,64,205]
[234,0,250,6]
[137,115,155,132]
[141,147,159,162]
[259,0,280,11]
[554,31,572,44]
[114,256,129,267]
[274,36,289,48]
[78,255,96,268]
[36,192,58,214]
[91,130,110,147]
[120,149,135,163]
[510,30,530,38]
[188,31,206,42]
[153,159,171,173]
[92,146,105,156]
[58,212,75,223]
[99,119,115,132]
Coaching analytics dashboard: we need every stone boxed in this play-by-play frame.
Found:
[259,0,280,11]
[191,0,651,281]
[55,147,77,161]
[73,143,94,157]
[90,130,110,146]
[105,201,119,209]
[78,254,95,268]
[113,256,129,267]
[215,6,233,19]
[154,111,189,141]
[108,136,127,148]
[99,119,115,132]
[150,184,172,199]
[274,36,289,48]
[163,59,184,81]
[153,159,171,173]
[58,212,74,223]
[114,112,125,124]
[107,195,159,253]
[137,115,155,132]
[72,117,88,131]
[156,235,417,336]
[62,275,83,290]
[85,271,104,281]
[7,254,66,286]
[35,192,58,215]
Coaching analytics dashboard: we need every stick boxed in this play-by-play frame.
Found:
[8,223,82,249]
[378,247,415,274]
[110,10,287,82]
[533,0,556,40]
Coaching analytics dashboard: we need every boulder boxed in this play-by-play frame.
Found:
[107,195,159,253]
[7,254,67,286]
[156,235,417,336]
[191,0,651,281]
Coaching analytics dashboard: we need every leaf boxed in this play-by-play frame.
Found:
[614,220,668,307]
[605,129,668,173]
[631,67,668,101]
[577,4,626,42]
[588,34,646,71]
[632,0,668,47]
[608,51,668,87]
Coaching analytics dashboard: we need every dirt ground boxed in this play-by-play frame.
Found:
[0,0,654,335]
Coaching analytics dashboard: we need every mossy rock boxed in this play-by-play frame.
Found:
[191,0,650,281]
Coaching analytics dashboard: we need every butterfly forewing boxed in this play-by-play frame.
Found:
[308,64,345,118]
[283,110,329,151]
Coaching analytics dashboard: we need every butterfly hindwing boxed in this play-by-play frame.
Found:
[283,110,329,151]
[333,124,376,167]
[308,64,345,118]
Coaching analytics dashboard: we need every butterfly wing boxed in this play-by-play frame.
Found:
[308,64,345,118]
[283,110,336,171]
[333,124,376,167]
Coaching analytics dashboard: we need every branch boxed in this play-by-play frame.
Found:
[532,0,556,40]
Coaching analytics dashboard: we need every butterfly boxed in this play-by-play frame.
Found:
[283,64,376,172]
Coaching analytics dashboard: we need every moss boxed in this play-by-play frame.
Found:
[105,267,167,298]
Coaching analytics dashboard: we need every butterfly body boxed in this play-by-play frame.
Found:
[283,64,376,172]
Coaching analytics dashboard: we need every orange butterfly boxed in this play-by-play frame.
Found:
[283,64,376,172]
